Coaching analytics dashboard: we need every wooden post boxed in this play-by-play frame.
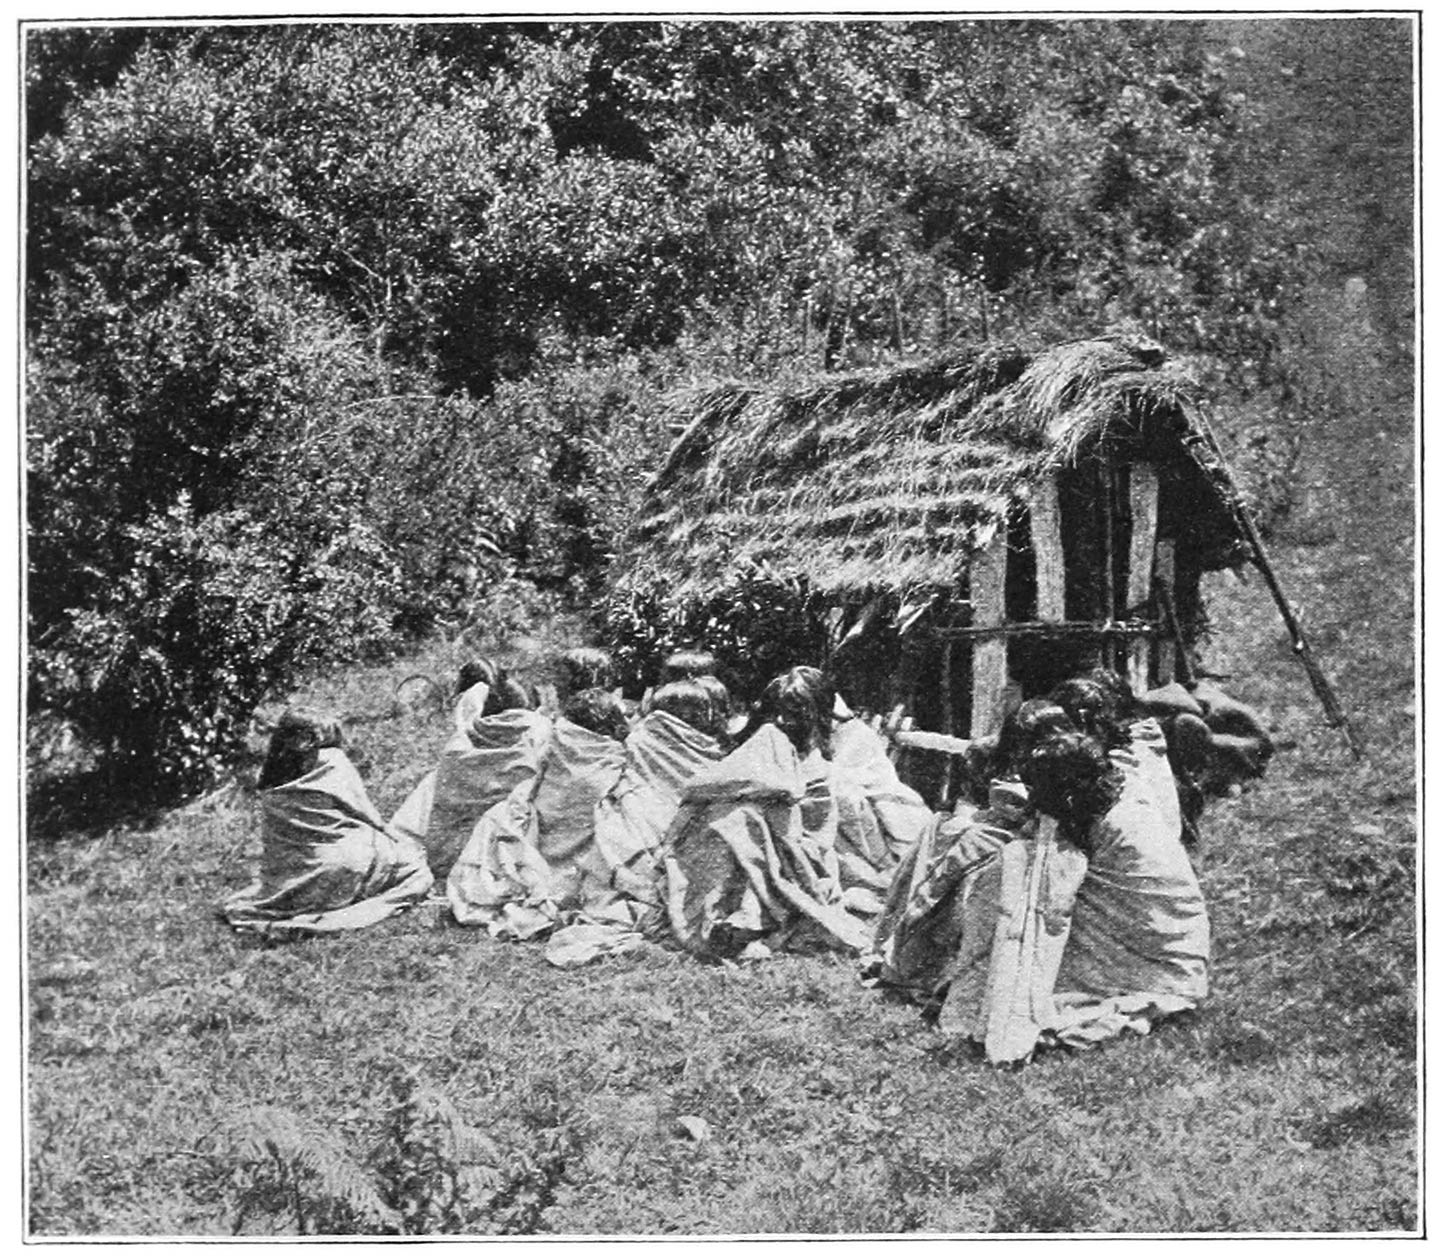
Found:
[969,522,1008,738]
[940,638,955,806]
[1029,475,1065,622]
[1097,465,1116,671]
[1154,538,1177,685]
[1125,463,1160,693]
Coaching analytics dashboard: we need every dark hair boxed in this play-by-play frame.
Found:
[1081,667,1140,722]
[650,680,718,737]
[692,674,732,737]
[481,673,533,717]
[259,708,343,789]
[1049,676,1128,752]
[455,657,500,697]
[754,666,836,757]
[558,647,614,698]
[994,699,1074,780]
[662,649,719,682]
[562,687,630,742]
[1019,731,1123,851]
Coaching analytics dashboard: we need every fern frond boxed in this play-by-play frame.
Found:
[229,1106,399,1235]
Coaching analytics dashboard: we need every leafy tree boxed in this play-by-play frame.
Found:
[25,18,1317,797]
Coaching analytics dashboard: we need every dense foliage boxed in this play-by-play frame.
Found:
[27,19,1310,793]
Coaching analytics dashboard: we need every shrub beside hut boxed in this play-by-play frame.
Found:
[603,335,1303,803]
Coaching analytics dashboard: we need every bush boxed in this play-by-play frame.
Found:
[27,252,412,794]
[602,561,829,699]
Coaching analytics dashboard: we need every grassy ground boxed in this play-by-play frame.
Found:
[26,277,1416,1233]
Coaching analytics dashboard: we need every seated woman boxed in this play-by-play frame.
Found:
[871,724,1111,1066]
[659,667,882,958]
[220,709,433,938]
[869,699,1073,1001]
[827,697,935,908]
[1140,675,1274,844]
[1046,672,1211,1034]
[1051,670,1182,837]
[446,688,629,937]
[390,669,552,882]
[592,679,728,907]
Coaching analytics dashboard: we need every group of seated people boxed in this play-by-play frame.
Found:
[220,645,1266,1061]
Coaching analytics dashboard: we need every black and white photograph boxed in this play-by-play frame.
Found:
[21,8,1419,1238]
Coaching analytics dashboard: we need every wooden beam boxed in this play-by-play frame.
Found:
[1126,463,1160,693]
[969,523,1008,738]
[894,728,973,756]
[933,619,1162,641]
[1029,475,1066,622]
[1154,538,1177,685]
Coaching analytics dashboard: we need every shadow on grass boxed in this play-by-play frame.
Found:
[1296,1092,1413,1151]
[991,1175,1099,1233]
[27,768,155,836]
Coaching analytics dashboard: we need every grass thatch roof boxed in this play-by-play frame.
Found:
[619,335,1241,600]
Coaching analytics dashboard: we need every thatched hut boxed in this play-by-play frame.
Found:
[607,335,1252,795]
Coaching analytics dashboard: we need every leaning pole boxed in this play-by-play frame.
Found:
[1185,412,1364,761]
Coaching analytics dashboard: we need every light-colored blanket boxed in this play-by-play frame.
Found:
[390,705,552,882]
[936,817,1088,1064]
[220,748,433,938]
[871,756,1204,1062]
[1054,737,1210,1006]
[869,779,1089,1065]
[592,710,725,906]
[1128,716,1182,838]
[829,718,935,907]
[868,788,1025,999]
[446,718,626,937]
[659,726,877,958]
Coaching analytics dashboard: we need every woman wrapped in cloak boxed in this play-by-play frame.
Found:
[446,688,628,937]
[826,695,935,909]
[219,709,433,938]
[869,718,1114,1066]
[591,679,729,909]
[1046,671,1211,1039]
[868,699,1074,1001]
[539,679,731,969]
[389,664,552,882]
[660,667,896,958]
